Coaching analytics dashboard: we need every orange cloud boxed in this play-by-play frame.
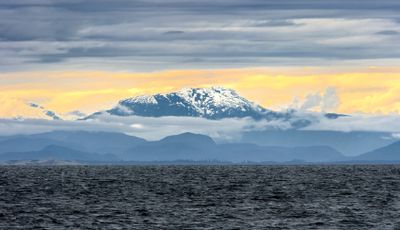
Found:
[1,66,400,117]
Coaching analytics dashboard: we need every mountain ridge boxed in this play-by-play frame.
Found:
[1,130,400,163]
[0,144,118,162]
[0,130,348,163]
[355,141,400,161]
[86,87,283,120]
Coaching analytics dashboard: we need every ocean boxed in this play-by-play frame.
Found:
[1,165,400,229]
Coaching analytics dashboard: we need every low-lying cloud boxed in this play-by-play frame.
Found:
[0,115,290,142]
[305,113,400,133]
[3,112,400,142]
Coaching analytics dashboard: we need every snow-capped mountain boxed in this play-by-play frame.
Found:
[87,87,283,120]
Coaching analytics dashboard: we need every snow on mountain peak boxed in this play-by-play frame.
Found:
[173,87,263,114]
[91,86,274,120]
[123,95,158,104]
[83,86,342,127]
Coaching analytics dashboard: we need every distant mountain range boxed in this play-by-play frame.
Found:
[120,132,345,162]
[355,141,400,162]
[240,130,394,156]
[0,131,145,156]
[0,145,117,162]
[0,130,398,164]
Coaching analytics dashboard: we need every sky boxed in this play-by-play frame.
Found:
[1,0,400,118]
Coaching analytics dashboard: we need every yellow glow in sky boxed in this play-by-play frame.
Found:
[1,66,400,118]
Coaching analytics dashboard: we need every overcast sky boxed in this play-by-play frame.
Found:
[1,0,400,71]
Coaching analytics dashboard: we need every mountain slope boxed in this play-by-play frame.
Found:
[0,130,348,163]
[122,133,217,161]
[87,87,282,120]
[355,141,400,161]
[122,132,345,162]
[0,145,118,162]
[32,130,146,155]
[0,131,146,156]
[0,137,68,154]
[241,130,394,156]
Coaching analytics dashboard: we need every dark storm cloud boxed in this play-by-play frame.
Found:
[1,0,400,71]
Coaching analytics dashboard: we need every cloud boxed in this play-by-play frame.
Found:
[300,93,322,111]
[0,115,291,142]
[63,110,86,120]
[305,113,400,133]
[321,88,340,111]
[390,133,400,139]
[0,1,400,71]
[3,68,400,115]
[3,111,400,144]
[66,110,86,117]
[288,87,340,112]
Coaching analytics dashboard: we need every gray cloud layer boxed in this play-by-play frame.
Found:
[1,0,400,71]
[0,115,290,142]
[2,112,400,143]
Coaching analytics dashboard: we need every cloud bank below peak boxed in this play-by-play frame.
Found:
[0,115,290,142]
[2,111,400,144]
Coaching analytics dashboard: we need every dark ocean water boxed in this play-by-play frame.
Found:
[1,165,400,229]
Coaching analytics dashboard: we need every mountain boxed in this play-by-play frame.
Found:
[0,159,83,166]
[31,130,146,155]
[160,132,216,147]
[86,87,283,120]
[279,146,345,162]
[0,145,118,162]
[10,87,346,125]
[0,136,67,154]
[122,132,217,161]
[241,130,394,156]
[122,132,345,162]
[355,141,400,161]
[3,130,399,163]
[0,131,146,156]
